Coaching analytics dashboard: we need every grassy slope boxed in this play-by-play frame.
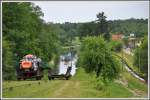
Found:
[116,50,147,94]
[120,69,148,97]
[115,55,148,98]
[117,51,140,74]
[3,67,147,98]
[71,68,133,98]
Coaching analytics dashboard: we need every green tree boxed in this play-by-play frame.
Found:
[2,2,44,59]
[2,2,61,80]
[96,12,109,40]
[39,23,61,62]
[79,36,120,83]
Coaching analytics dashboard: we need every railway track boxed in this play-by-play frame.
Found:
[114,53,145,82]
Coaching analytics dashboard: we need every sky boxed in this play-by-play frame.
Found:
[33,1,149,23]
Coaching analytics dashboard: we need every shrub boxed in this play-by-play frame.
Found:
[109,40,123,52]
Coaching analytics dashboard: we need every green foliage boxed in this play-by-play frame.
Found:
[77,12,109,40]
[2,37,15,80]
[2,2,60,80]
[56,22,78,46]
[39,23,61,61]
[108,18,148,37]
[109,40,123,52]
[3,2,45,58]
[133,36,148,82]
[96,12,109,40]
[78,36,120,82]
[77,18,147,40]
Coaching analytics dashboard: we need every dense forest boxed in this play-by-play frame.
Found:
[2,2,148,80]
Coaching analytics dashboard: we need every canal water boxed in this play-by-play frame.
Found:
[58,53,78,76]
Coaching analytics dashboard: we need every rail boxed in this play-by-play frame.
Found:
[113,53,145,82]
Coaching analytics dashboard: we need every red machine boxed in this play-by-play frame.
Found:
[16,54,43,80]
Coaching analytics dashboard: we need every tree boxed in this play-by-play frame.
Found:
[77,12,109,40]
[134,36,148,82]
[96,12,109,40]
[39,23,61,62]
[2,2,44,58]
[2,2,61,80]
[79,36,120,83]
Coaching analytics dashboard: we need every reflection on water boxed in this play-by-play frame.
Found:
[58,54,77,76]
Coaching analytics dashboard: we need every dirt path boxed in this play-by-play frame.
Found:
[53,81,70,97]
[115,80,147,98]
[52,80,80,98]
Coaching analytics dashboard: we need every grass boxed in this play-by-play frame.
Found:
[121,69,148,94]
[116,56,148,97]
[2,67,147,98]
[3,80,66,98]
[71,67,133,98]
[117,51,142,75]
[107,82,133,98]
[2,80,38,88]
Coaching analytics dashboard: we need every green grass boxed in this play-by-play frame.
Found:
[121,69,148,94]
[116,56,148,97]
[3,80,68,98]
[117,51,141,75]
[71,67,133,98]
[2,67,147,98]
[2,80,38,88]
[107,82,133,98]
[71,67,95,81]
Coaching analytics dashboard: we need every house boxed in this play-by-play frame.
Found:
[127,33,142,49]
[111,34,123,40]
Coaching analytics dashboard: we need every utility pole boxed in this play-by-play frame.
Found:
[70,32,72,68]
[138,47,140,72]
[104,47,105,69]
[122,47,123,71]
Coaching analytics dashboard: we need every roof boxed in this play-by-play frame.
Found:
[112,34,123,40]
[25,54,34,58]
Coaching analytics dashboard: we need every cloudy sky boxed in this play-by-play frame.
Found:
[33,1,149,23]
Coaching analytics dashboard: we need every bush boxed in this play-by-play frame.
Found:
[109,40,123,52]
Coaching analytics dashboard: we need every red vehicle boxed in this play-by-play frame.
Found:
[16,54,43,80]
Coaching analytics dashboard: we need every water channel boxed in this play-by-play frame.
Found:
[58,53,78,76]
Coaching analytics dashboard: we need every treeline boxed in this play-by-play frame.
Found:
[108,18,148,37]
[45,16,148,47]
[56,18,148,40]
[2,2,61,80]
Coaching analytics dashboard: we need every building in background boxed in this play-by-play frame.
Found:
[111,34,123,41]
